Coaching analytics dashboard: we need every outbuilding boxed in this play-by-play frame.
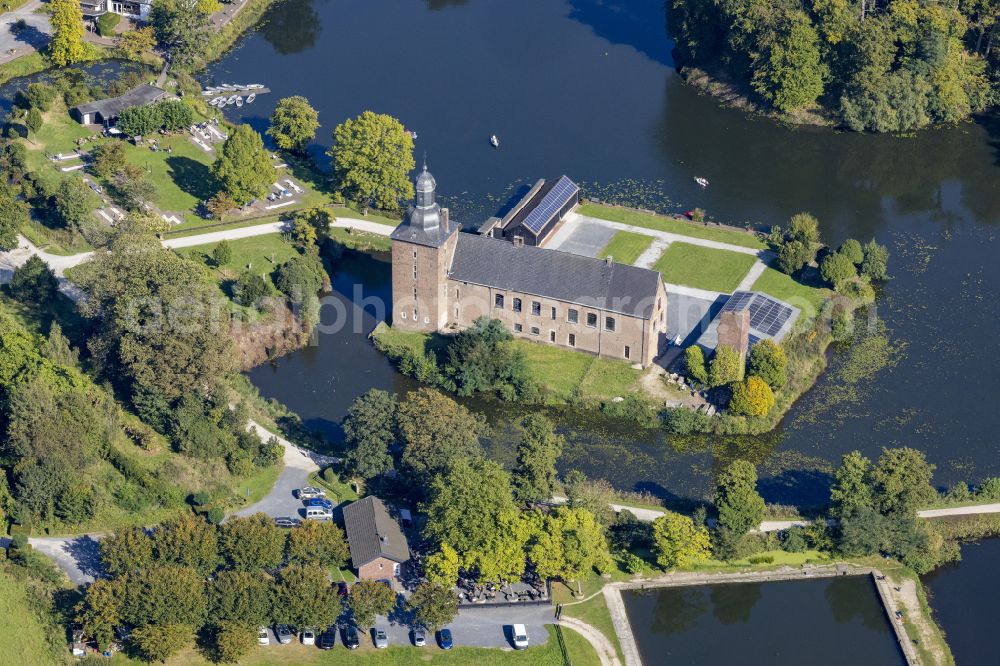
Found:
[342,496,410,586]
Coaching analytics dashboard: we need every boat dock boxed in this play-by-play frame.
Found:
[201,86,272,97]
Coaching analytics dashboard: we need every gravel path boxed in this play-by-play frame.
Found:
[560,616,622,666]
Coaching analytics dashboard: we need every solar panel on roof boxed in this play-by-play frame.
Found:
[720,291,793,338]
[521,176,579,235]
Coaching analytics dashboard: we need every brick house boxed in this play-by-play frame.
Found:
[390,165,668,367]
[342,497,410,584]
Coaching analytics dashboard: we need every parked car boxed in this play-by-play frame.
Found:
[273,516,301,528]
[274,624,293,644]
[337,581,349,596]
[257,626,269,646]
[305,506,333,521]
[437,629,453,650]
[301,627,316,645]
[412,628,426,646]
[512,624,529,649]
[296,486,325,500]
[373,628,388,649]
[304,497,334,510]
[319,626,337,650]
[344,625,360,650]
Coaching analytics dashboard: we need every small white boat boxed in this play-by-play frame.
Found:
[221,84,235,90]
[490,134,499,148]
[236,96,244,108]
[247,83,264,89]
[246,93,256,104]
[408,130,417,139]
[211,96,226,106]
[226,95,239,106]
[694,177,709,187]
[203,88,217,95]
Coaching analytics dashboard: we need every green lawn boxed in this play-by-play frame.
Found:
[121,133,217,219]
[561,594,625,665]
[558,625,602,666]
[513,340,595,403]
[179,233,301,286]
[0,570,63,666]
[654,242,758,293]
[579,203,766,250]
[596,231,654,265]
[750,266,830,318]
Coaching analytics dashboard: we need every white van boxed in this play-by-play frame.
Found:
[512,624,529,650]
[305,507,332,521]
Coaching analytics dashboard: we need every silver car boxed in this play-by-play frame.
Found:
[373,628,388,649]
[413,628,426,646]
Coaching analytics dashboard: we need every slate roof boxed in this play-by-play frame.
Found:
[390,212,456,248]
[449,233,663,319]
[72,84,167,121]
[343,497,410,567]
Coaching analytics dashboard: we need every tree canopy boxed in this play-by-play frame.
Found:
[511,414,564,506]
[268,96,320,153]
[49,0,87,66]
[342,389,397,481]
[328,111,415,211]
[397,388,483,487]
[213,125,277,205]
[715,460,765,537]
[652,511,712,569]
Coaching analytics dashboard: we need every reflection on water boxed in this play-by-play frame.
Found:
[624,578,904,665]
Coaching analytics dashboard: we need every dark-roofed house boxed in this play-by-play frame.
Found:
[391,165,667,366]
[343,497,410,585]
[481,175,579,246]
[71,84,168,127]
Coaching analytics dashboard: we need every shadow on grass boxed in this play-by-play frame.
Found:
[165,155,218,203]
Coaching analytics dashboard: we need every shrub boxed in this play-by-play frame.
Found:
[861,240,889,281]
[232,271,271,307]
[619,552,645,574]
[212,240,232,267]
[25,82,57,111]
[839,238,864,265]
[207,507,225,524]
[660,407,711,435]
[747,554,775,565]
[978,478,1000,500]
[836,279,875,305]
[781,527,808,552]
[729,376,775,417]
[600,394,656,426]
[684,345,708,385]
[820,251,857,286]
[709,345,743,387]
[96,12,120,37]
[747,339,787,389]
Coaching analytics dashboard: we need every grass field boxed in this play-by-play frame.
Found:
[179,233,301,286]
[0,569,63,666]
[750,266,830,317]
[596,231,654,265]
[561,594,625,665]
[579,203,766,250]
[122,134,218,219]
[654,242,757,292]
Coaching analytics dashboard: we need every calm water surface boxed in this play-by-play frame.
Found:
[233,0,1000,504]
[622,577,905,665]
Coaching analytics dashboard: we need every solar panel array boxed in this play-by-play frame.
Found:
[722,291,794,338]
[521,176,579,235]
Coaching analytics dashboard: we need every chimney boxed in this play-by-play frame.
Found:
[441,207,449,230]
[605,255,613,266]
[717,309,751,364]
[513,235,524,248]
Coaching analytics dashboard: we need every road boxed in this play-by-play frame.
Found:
[0,0,50,66]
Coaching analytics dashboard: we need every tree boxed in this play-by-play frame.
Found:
[286,520,350,567]
[563,470,616,526]
[839,239,864,265]
[151,513,221,576]
[115,27,157,61]
[25,107,42,136]
[715,460,765,537]
[0,185,28,250]
[274,564,341,628]
[777,239,814,274]
[274,251,327,301]
[129,623,192,662]
[407,582,458,630]
[511,414,564,505]
[89,141,128,179]
[347,579,396,629]
[421,457,516,560]
[871,447,936,516]
[708,345,743,387]
[232,270,272,307]
[149,0,211,68]
[213,621,257,664]
[528,507,611,594]
[76,578,124,651]
[117,104,162,137]
[213,125,277,204]
[342,389,397,480]
[422,544,460,587]
[219,513,286,571]
[128,564,208,627]
[788,212,820,245]
[397,388,483,487]
[830,451,874,519]
[684,345,708,385]
[729,376,775,417]
[25,83,57,111]
[206,192,237,219]
[196,0,221,13]
[820,251,857,286]
[9,255,57,305]
[210,570,273,626]
[268,96,320,153]
[288,216,318,248]
[96,11,120,37]
[747,339,787,389]
[114,170,156,212]
[465,510,533,585]
[158,100,194,131]
[52,177,96,229]
[328,111,415,211]
[49,0,87,66]
[100,526,153,577]
[212,240,233,267]
[41,322,79,367]
[751,11,827,113]
[861,240,889,281]
[652,511,712,569]
[442,317,536,399]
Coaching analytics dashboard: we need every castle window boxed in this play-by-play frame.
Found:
[456,287,460,299]
[568,333,576,347]
[549,330,556,342]
[550,307,557,320]
[531,301,541,316]
[624,346,630,359]
[586,313,597,328]
[495,294,504,309]
[512,298,522,313]
[413,288,417,300]
[413,265,417,279]
[605,316,616,332]
[413,310,417,320]
[514,323,522,333]
[424,317,430,324]
[530,326,540,336]
[413,251,417,258]
[568,309,579,324]
[400,311,407,320]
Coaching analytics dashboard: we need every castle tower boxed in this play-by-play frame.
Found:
[389,164,458,332]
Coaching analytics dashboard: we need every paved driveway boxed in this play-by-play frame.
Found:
[0,0,50,64]
[29,534,104,585]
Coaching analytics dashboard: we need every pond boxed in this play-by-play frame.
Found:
[621,577,905,665]
[224,0,1000,505]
